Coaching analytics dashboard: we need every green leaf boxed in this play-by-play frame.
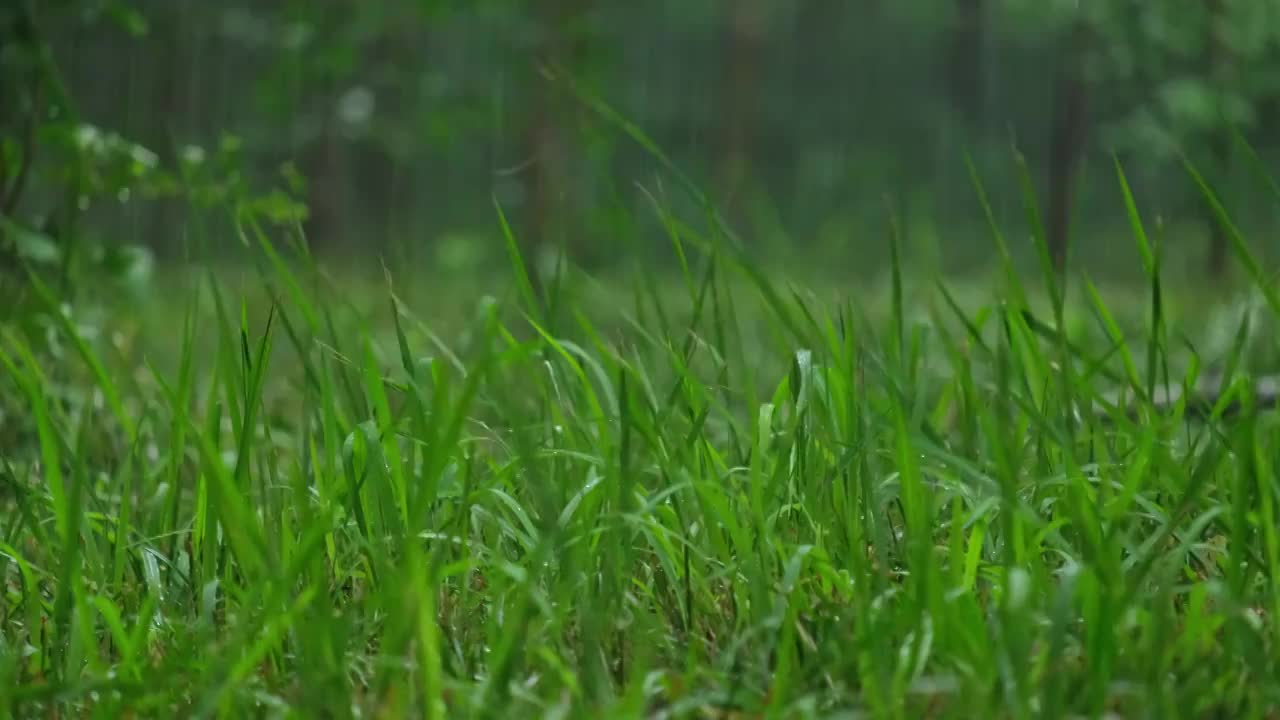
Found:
[105,3,150,37]
[0,218,61,264]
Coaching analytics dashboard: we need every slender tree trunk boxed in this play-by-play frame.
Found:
[149,0,192,258]
[521,0,592,283]
[1206,135,1231,276]
[523,93,557,291]
[302,105,343,249]
[717,0,766,217]
[949,0,986,126]
[1205,0,1232,277]
[1046,28,1089,272]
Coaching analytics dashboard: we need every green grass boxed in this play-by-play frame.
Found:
[4,166,1280,719]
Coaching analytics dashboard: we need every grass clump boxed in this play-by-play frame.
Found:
[2,163,1280,720]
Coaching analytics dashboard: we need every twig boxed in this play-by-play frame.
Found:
[1,79,43,217]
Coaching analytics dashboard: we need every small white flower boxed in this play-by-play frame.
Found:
[181,145,206,166]
[338,86,376,127]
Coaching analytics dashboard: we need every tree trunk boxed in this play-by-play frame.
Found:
[520,0,592,285]
[949,0,986,126]
[1046,28,1089,272]
[1206,135,1231,276]
[301,108,343,250]
[1205,0,1232,277]
[522,94,556,293]
[148,0,193,258]
[717,0,766,217]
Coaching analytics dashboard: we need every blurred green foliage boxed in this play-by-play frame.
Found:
[4,0,1280,280]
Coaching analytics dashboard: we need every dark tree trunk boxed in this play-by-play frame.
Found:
[717,0,766,216]
[949,0,986,126]
[301,109,343,249]
[148,0,194,257]
[520,0,592,283]
[1205,0,1232,277]
[1206,135,1231,276]
[1046,29,1089,272]
[522,95,557,292]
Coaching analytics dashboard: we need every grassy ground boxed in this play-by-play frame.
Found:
[4,195,1280,719]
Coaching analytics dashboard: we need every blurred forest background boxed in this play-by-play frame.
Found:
[5,0,1280,287]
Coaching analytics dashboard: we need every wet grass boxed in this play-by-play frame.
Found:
[3,153,1280,718]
